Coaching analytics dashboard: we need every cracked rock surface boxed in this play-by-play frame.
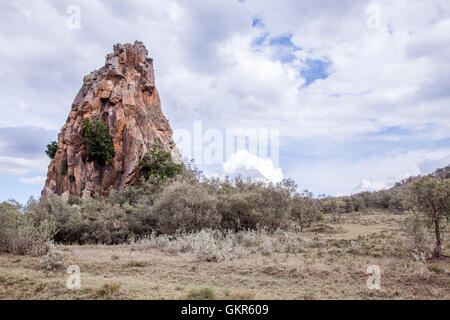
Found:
[43,41,180,199]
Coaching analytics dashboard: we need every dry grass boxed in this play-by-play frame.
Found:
[0,210,448,300]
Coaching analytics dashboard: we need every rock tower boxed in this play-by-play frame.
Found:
[42,41,180,199]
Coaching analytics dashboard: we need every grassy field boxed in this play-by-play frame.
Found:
[0,210,448,300]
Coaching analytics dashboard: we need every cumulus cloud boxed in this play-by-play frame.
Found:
[0,155,49,176]
[0,0,449,198]
[0,126,55,178]
[355,179,390,192]
[222,150,283,183]
[162,0,450,141]
[1,0,448,141]
[19,176,46,185]
[0,126,57,158]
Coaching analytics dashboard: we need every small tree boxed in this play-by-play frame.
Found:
[409,176,449,258]
[291,190,321,231]
[45,141,58,159]
[139,143,182,180]
[82,118,115,165]
[351,195,366,212]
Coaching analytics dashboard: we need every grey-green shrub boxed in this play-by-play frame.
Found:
[20,168,323,245]
[151,178,220,234]
[39,242,64,270]
[291,191,321,231]
[0,201,54,256]
[217,177,292,231]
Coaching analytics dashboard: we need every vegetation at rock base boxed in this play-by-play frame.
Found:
[0,201,56,256]
[1,165,448,252]
[0,165,448,299]
[81,118,114,165]
[45,141,58,159]
[139,143,182,180]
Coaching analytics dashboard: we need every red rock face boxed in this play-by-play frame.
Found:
[42,41,180,199]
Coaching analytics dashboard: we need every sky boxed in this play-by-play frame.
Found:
[0,0,449,203]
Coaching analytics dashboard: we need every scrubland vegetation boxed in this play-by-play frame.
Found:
[0,164,449,299]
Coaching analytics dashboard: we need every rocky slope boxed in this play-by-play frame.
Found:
[42,41,180,199]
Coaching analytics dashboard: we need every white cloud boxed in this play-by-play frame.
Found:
[19,175,46,185]
[1,0,448,141]
[156,0,450,143]
[355,179,390,192]
[0,156,49,176]
[289,148,450,196]
[222,150,284,183]
[0,0,449,198]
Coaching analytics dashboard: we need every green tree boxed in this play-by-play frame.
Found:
[291,190,321,231]
[409,176,450,258]
[139,144,182,180]
[82,118,114,165]
[45,141,58,159]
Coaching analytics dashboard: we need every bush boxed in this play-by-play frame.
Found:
[427,263,445,274]
[387,190,406,211]
[351,196,366,212]
[22,168,321,245]
[373,190,392,209]
[0,201,55,256]
[217,177,291,231]
[258,238,273,256]
[28,194,130,245]
[187,288,215,300]
[39,243,64,270]
[291,191,321,231]
[95,283,121,299]
[130,229,303,261]
[109,185,146,206]
[151,178,220,234]
[342,197,354,213]
[68,195,82,206]
[190,229,232,262]
[139,143,182,180]
[272,229,303,253]
[319,197,337,214]
[82,118,114,165]
[45,141,58,159]
[31,195,84,244]
[403,213,432,256]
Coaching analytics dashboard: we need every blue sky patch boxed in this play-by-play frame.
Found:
[300,58,331,86]
[269,34,301,51]
[251,32,302,64]
[252,17,264,28]
[251,33,268,47]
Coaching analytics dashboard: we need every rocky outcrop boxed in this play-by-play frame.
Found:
[42,41,180,198]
